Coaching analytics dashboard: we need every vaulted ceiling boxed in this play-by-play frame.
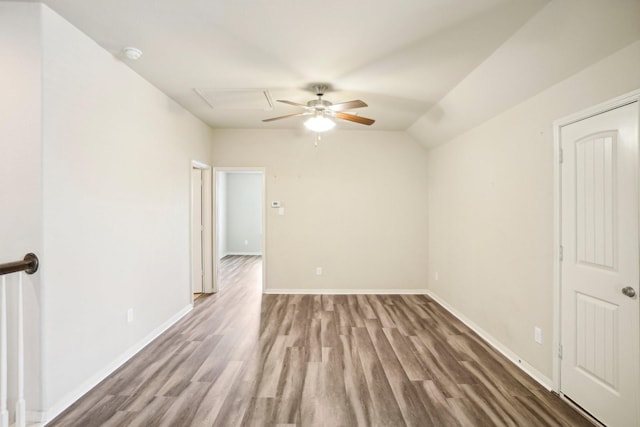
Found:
[37,0,640,146]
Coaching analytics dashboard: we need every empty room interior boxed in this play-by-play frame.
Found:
[1,0,639,426]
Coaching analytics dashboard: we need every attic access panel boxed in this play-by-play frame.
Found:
[194,88,274,110]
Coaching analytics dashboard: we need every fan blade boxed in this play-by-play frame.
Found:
[262,112,310,122]
[276,100,311,109]
[328,100,368,111]
[334,112,375,126]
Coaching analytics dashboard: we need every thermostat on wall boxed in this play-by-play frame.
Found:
[271,201,281,208]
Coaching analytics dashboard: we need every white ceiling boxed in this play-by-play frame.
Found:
[32,0,640,143]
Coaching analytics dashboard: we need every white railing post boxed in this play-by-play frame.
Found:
[15,272,25,427]
[0,276,8,427]
[0,254,37,427]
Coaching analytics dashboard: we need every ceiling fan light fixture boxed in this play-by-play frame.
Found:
[304,115,335,132]
[262,85,374,130]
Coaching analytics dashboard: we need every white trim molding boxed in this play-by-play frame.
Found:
[224,252,262,257]
[213,167,267,293]
[426,290,554,391]
[191,160,213,296]
[552,89,640,391]
[26,410,46,425]
[264,288,429,295]
[40,304,193,424]
[191,160,210,170]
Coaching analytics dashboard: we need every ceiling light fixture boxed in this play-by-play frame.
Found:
[304,114,335,132]
[123,46,143,60]
[263,84,374,132]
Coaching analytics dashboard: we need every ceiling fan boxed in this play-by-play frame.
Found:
[262,84,375,132]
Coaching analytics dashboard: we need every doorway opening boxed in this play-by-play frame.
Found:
[191,161,213,303]
[214,168,265,293]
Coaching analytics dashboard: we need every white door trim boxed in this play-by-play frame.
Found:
[552,89,640,392]
[213,167,266,293]
[191,160,213,300]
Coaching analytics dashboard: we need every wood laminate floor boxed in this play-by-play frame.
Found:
[49,255,592,426]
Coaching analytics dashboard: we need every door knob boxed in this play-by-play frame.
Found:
[622,286,637,298]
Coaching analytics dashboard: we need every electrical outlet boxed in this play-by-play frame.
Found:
[244,239,249,245]
[316,267,323,276]
[534,327,542,344]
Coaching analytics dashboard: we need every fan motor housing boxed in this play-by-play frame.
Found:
[308,99,331,109]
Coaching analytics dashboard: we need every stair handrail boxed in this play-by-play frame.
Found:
[0,253,39,276]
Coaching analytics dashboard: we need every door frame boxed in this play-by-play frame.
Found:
[212,167,266,293]
[552,89,640,392]
[191,160,213,302]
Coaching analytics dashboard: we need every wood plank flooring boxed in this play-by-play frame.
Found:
[49,255,593,426]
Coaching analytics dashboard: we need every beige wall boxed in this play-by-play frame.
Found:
[0,2,44,418]
[211,130,429,292]
[5,2,637,421]
[225,172,263,255]
[426,40,640,381]
[40,5,213,419]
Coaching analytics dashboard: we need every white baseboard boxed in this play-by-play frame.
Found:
[264,288,429,295]
[224,252,262,256]
[425,290,553,390]
[39,304,193,424]
[32,290,552,424]
[266,288,552,388]
[26,409,46,425]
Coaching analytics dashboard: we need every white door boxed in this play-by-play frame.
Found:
[191,167,204,294]
[560,101,639,426]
